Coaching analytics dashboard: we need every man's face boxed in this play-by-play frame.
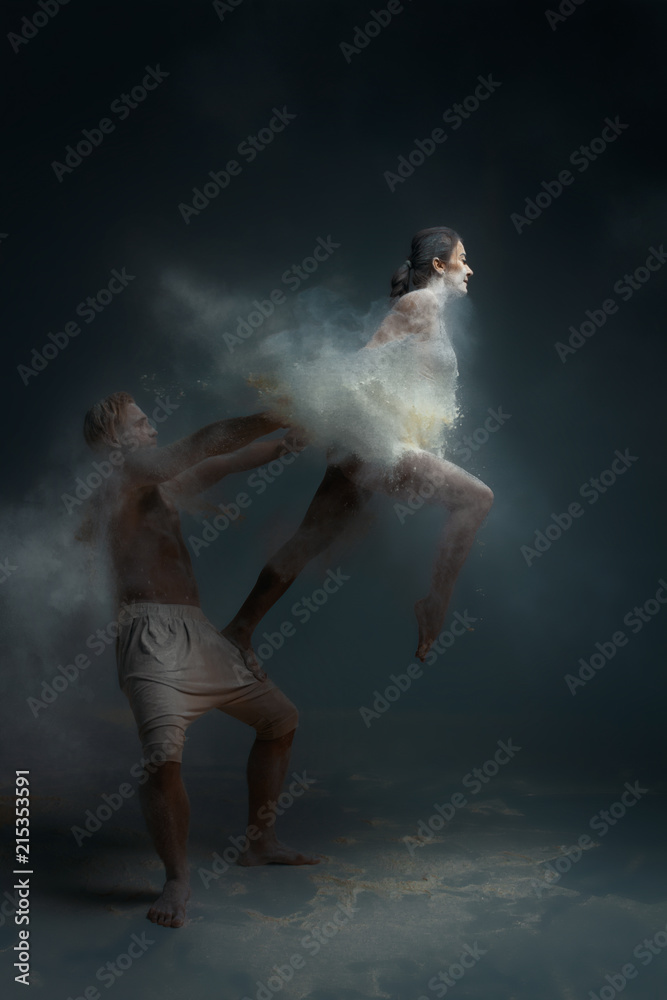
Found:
[438,240,473,295]
[115,402,158,451]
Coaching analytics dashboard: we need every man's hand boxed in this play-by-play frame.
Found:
[281,427,309,453]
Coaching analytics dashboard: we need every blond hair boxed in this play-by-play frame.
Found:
[83,391,134,450]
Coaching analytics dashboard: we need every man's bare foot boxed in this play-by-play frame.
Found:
[236,840,323,867]
[221,626,266,680]
[414,596,444,662]
[147,878,190,928]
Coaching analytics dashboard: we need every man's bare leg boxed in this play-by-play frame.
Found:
[348,451,494,661]
[238,729,321,866]
[223,463,370,670]
[139,761,191,928]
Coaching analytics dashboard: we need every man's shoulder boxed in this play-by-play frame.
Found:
[92,475,159,520]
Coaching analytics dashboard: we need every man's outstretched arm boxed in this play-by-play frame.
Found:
[163,433,304,500]
[123,412,283,486]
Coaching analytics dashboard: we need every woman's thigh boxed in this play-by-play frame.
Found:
[346,450,493,512]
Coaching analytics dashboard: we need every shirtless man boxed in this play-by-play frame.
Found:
[82,391,320,929]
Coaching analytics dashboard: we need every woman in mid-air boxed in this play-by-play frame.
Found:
[223,226,494,667]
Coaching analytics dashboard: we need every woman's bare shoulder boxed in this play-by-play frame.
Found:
[366,288,438,347]
[393,287,439,317]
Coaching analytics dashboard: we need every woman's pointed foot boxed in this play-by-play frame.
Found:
[414,596,444,662]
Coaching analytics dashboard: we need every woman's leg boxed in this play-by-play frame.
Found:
[346,451,494,661]
[223,461,372,668]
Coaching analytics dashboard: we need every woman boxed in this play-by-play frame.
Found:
[223,226,494,667]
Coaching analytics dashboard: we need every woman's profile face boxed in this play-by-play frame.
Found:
[436,241,473,295]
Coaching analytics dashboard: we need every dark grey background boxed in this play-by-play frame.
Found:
[1,1,666,997]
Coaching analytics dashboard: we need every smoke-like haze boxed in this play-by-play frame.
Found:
[157,271,476,469]
[0,268,482,773]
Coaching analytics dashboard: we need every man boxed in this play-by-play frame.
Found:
[82,391,320,929]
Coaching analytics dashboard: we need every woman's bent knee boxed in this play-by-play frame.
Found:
[438,481,494,516]
[474,484,494,515]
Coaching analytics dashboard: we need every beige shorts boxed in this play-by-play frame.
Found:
[116,603,298,763]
